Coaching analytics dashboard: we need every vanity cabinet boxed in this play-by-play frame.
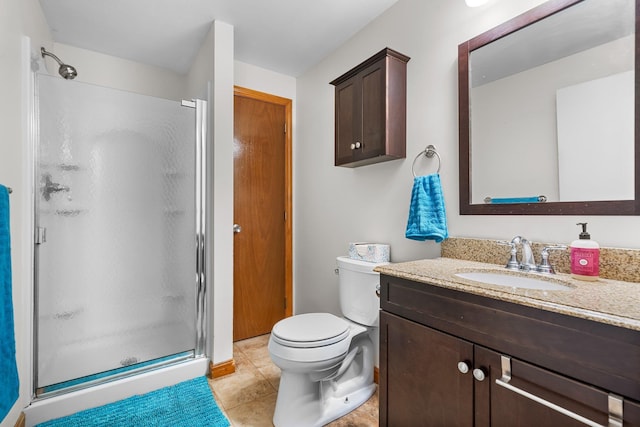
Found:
[379,274,640,426]
[330,48,409,167]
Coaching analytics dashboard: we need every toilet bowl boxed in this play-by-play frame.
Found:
[268,256,387,427]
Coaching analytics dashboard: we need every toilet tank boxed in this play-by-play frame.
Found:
[336,256,388,326]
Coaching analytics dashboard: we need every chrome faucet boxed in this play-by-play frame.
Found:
[500,237,567,274]
[499,236,536,271]
[518,238,537,271]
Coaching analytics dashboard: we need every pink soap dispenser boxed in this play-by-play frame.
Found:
[570,222,599,281]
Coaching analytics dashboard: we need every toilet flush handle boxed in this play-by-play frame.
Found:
[376,284,381,298]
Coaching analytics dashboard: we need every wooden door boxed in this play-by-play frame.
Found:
[380,311,474,427]
[233,87,292,341]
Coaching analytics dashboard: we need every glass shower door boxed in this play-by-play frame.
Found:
[35,74,202,394]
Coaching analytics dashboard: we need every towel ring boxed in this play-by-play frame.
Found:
[412,145,441,177]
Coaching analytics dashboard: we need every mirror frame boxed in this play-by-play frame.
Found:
[458,0,640,215]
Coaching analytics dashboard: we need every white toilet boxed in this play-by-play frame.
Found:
[268,256,387,427]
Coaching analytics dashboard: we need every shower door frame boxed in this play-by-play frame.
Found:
[31,75,209,399]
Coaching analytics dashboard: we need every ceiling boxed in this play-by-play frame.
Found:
[39,0,399,77]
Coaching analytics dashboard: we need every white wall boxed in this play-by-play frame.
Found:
[0,0,53,425]
[235,60,296,101]
[51,44,187,101]
[293,0,640,317]
[207,21,235,366]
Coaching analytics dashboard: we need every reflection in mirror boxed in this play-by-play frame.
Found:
[458,0,640,215]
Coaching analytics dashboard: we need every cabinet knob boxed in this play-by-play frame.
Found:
[457,361,471,374]
[473,368,487,382]
[350,142,362,150]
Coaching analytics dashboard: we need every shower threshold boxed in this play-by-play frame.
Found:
[36,350,196,399]
[25,356,208,427]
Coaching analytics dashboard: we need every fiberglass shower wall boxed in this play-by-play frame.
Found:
[35,74,200,393]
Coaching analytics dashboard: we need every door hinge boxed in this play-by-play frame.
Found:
[35,227,46,244]
[284,297,287,310]
[284,123,287,134]
[284,211,287,221]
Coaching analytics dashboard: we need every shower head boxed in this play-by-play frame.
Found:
[41,47,78,80]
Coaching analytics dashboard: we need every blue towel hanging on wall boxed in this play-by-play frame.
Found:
[0,185,18,422]
[405,174,449,243]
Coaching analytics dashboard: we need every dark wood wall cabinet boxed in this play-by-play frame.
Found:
[379,274,640,427]
[330,48,410,167]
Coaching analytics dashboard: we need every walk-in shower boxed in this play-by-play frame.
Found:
[28,64,208,423]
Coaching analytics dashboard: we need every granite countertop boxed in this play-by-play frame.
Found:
[375,257,640,332]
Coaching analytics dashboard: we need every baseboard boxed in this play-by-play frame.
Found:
[209,359,236,378]
[14,412,25,427]
[210,359,375,383]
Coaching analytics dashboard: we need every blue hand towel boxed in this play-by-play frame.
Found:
[0,185,18,422]
[405,174,448,243]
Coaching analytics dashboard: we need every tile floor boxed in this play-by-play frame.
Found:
[207,334,379,427]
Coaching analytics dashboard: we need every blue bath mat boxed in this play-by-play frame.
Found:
[36,376,229,427]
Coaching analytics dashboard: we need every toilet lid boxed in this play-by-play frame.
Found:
[271,313,349,348]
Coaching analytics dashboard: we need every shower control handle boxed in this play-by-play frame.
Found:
[233,224,242,234]
[41,173,70,201]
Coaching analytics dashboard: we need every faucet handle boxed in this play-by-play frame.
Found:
[497,240,520,270]
[537,245,568,274]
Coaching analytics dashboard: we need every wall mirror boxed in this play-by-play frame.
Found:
[458,0,639,215]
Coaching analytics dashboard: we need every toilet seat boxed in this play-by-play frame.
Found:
[271,313,349,348]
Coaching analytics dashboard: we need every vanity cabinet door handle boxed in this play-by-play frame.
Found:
[473,368,487,382]
[495,355,620,427]
[457,361,471,374]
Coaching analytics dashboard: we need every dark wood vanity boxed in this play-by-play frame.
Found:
[379,273,640,426]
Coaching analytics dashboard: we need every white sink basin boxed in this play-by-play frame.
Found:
[455,271,571,291]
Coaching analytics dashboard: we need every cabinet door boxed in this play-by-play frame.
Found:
[380,311,474,427]
[474,345,635,427]
[334,77,360,165]
[625,399,640,427]
[359,59,386,160]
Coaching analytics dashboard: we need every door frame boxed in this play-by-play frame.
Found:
[233,86,293,319]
